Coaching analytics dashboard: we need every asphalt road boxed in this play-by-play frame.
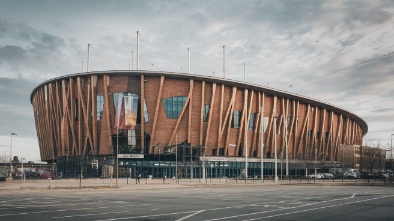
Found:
[1,185,393,221]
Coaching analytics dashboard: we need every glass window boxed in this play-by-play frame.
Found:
[163,96,187,119]
[74,99,78,121]
[248,113,256,130]
[143,101,149,123]
[308,130,313,139]
[97,95,104,121]
[231,110,242,128]
[203,104,210,122]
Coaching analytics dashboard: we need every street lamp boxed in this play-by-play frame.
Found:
[390,134,394,171]
[274,115,278,182]
[9,133,17,179]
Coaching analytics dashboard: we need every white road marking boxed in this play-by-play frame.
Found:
[0,205,137,217]
[241,195,393,221]
[93,211,198,221]
[351,193,356,198]
[54,210,131,219]
[176,210,205,221]
[203,196,358,221]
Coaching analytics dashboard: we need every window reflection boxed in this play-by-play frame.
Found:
[203,104,210,122]
[97,95,104,121]
[163,96,187,119]
[231,110,242,128]
[248,113,256,130]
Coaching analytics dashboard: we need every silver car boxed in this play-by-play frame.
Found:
[344,171,358,178]
[307,173,324,179]
[323,173,334,179]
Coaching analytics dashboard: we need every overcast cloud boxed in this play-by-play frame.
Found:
[0,0,393,162]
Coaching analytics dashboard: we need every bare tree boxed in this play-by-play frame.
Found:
[361,138,386,174]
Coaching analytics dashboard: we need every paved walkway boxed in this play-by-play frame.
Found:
[1,177,392,192]
[0,177,273,191]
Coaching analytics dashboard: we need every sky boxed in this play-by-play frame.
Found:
[0,0,393,163]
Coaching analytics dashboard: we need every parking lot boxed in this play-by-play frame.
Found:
[1,180,394,221]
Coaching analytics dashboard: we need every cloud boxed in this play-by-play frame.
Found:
[0,0,394,160]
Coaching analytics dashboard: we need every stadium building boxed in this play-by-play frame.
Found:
[30,71,368,179]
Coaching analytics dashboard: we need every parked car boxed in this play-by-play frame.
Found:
[373,172,389,179]
[322,173,334,179]
[334,172,344,179]
[344,171,358,178]
[307,173,324,179]
[358,172,372,179]
[39,171,52,178]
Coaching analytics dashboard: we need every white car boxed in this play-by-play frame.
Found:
[344,171,358,178]
[307,173,324,179]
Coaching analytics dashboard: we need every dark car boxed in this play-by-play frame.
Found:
[373,172,389,179]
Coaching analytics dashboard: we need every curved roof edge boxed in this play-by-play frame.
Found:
[30,70,368,136]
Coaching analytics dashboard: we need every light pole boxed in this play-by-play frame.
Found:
[391,134,394,171]
[4,151,6,165]
[260,106,264,183]
[244,63,248,180]
[274,116,278,182]
[175,134,178,182]
[9,133,17,180]
[285,115,289,178]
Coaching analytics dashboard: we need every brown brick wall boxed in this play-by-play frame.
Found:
[31,72,366,162]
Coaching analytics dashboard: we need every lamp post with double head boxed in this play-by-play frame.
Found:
[9,133,17,179]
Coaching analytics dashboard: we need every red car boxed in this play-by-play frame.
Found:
[39,171,52,178]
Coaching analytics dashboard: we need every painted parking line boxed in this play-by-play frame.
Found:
[0,204,140,217]
[351,193,356,198]
[176,210,205,221]
[202,195,362,221]
[93,211,198,221]
[241,195,394,221]
[204,195,394,221]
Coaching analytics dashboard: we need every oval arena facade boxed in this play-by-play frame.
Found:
[31,71,368,178]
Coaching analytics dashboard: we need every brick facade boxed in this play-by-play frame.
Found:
[31,71,367,162]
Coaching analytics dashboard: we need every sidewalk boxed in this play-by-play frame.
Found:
[0,177,275,192]
[1,177,392,192]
